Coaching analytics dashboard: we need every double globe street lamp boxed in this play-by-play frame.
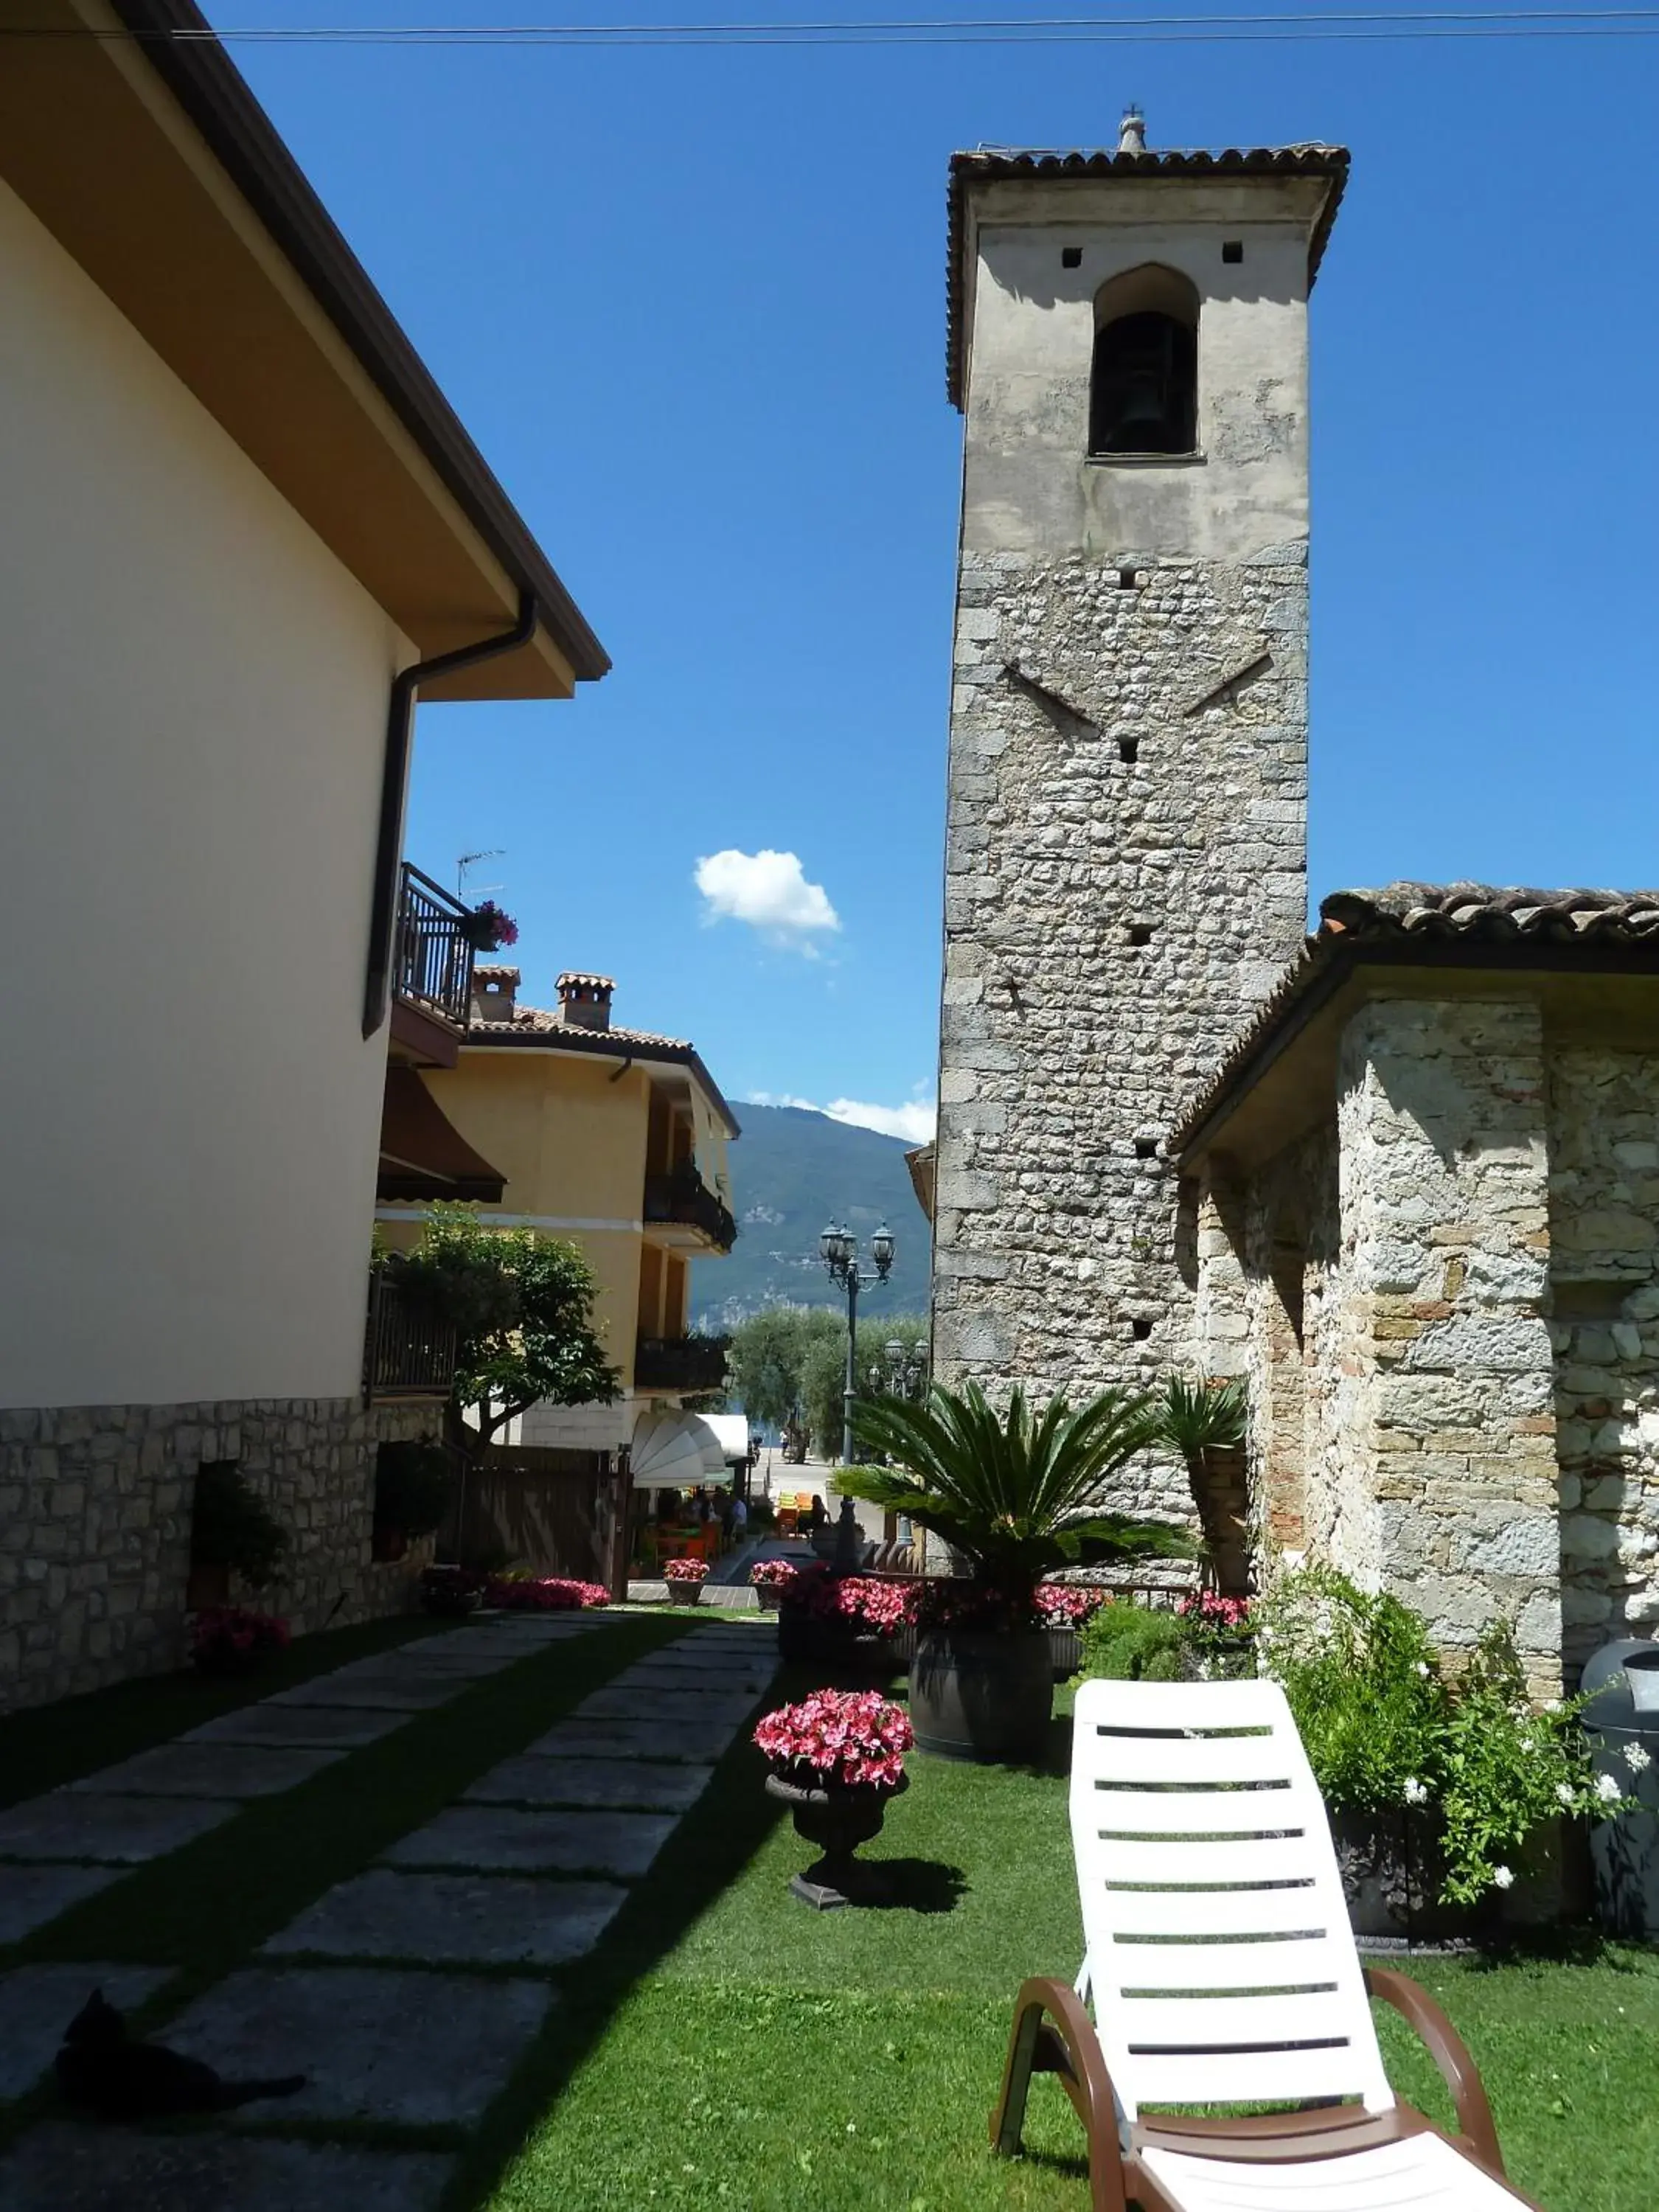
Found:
[818,1219,894,1470]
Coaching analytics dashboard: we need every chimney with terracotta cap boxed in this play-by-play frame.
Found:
[557,972,614,1032]
[470,964,519,1025]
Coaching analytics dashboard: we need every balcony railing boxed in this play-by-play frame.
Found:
[643,1166,738,1253]
[393,863,477,1032]
[635,1334,731,1394]
[364,1268,459,1402]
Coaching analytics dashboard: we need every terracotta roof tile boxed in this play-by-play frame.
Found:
[1170,882,1659,1155]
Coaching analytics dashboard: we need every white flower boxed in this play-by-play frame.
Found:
[1625,1742,1652,1774]
[1597,1772,1623,1804]
[1403,1778,1428,1806]
[1493,1865,1514,1891]
[1519,1736,1536,1755]
[1415,1661,1430,1678]
[1556,1782,1576,1808]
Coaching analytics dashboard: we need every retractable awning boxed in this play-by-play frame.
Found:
[377,1067,507,1204]
[630,1410,734,1489]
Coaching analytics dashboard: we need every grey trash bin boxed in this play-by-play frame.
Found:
[1582,1637,1659,1940]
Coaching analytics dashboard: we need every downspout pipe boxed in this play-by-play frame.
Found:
[363,591,538,1038]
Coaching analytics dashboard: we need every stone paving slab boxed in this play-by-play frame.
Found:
[575,1686,760,1726]
[525,1714,745,1764]
[0,1964,172,2100]
[264,1868,626,1967]
[385,1804,675,1878]
[165,1965,554,2129]
[178,1703,409,1751]
[465,1755,714,1812]
[0,1863,125,1944]
[66,1744,342,1800]
[264,1671,457,1712]
[0,2123,452,2212]
[0,1792,238,1864]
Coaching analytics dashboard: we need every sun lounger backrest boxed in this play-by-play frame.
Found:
[1070,1676,1392,2122]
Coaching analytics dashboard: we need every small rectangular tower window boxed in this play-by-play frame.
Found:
[1127,923,1154,947]
[1134,1137,1158,1160]
[1118,567,1141,591]
[1130,1315,1154,1341]
[1061,246,1082,269]
[1118,736,1139,765]
[1222,240,1244,264]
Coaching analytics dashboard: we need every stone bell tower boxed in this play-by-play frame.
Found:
[932,116,1348,1446]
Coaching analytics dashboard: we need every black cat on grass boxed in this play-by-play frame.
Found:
[55,1989,305,2121]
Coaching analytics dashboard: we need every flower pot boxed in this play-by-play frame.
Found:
[754,1589,783,1613]
[909,1627,1054,1764]
[1046,1623,1082,1680]
[667,1582,704,1606]
[765,1770,908,1907]
[1332,1807,1478,1945]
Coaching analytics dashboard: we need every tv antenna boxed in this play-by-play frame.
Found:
[457,849,505,898]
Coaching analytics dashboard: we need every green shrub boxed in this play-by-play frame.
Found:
[1256,1565,1628,1905]
[372,1440,453,1539]
[190,1464,288,1589]
[1075,1601,1186,1681]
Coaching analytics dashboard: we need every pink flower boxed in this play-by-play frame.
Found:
[754,1688,911,1791]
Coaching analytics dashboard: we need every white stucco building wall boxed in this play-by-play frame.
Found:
[0,175,406,1411]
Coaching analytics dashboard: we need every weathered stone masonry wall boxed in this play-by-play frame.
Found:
[1324,999,1559,1688]
[0,1396,435,1712]
[933,544,1308,1512]
[1548,1047,1659,1671]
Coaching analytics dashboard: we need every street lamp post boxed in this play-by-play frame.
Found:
[818,1220,894,1468]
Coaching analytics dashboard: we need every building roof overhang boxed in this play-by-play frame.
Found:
[945,141,1349,411]
[1175,885,1659,1176]
[1,0,607,699]
[464,1021,742,1141]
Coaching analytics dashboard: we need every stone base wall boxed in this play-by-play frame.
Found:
[933,543,1308,1517]
[1548,1046,1659,1674]
[0,1395,441,1713]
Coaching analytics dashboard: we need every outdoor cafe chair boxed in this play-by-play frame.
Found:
[991,1676,1540,2212]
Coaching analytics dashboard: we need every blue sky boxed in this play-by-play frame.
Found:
[232,7,1658,1144]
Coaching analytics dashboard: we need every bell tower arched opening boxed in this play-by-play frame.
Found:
[1088,264,1200,458]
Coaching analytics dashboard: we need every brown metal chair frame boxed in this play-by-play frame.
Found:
[990,1966,1538,2212]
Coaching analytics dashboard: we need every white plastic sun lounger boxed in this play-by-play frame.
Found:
[991,1677,1541,2212]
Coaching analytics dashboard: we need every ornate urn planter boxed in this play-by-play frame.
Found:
[765,1771,908,1908]
[667,1580,704,1607]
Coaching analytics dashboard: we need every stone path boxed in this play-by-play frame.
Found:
[0,1611,780,2211]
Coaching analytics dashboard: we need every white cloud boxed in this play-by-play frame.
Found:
[745,1091,937,1147]
[694,848,839,944]
[825,1097,937,1144]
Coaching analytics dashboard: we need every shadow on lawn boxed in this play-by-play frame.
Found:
[850,1857,967,1914]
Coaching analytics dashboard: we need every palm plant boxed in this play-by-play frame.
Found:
[1156,1375,1250,1592]
[840,1381,1195,1617]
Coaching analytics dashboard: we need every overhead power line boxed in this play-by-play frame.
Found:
[13,7,1659,45]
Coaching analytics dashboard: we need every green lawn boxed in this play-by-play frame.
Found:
[478,1679,1659,2212]
[3,1629,1655,2211]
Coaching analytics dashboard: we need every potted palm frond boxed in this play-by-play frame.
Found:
[840,1384,1195,1764]
[1156,1375,1251,1596]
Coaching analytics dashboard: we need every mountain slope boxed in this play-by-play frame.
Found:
[691,1102,931,1327]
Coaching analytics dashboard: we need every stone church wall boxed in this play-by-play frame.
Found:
[0,1396,435,1712]
[933,543,1308,1520]
[1547,1046,1659,1672]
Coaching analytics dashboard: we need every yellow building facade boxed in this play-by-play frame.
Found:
[376,967,738,1454]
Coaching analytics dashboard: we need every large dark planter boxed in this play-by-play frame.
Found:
[909,1627,1054,1764]
[667,1582,704,1607]
[765,1770,908,1907]
[1333,1807,1485,1945]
